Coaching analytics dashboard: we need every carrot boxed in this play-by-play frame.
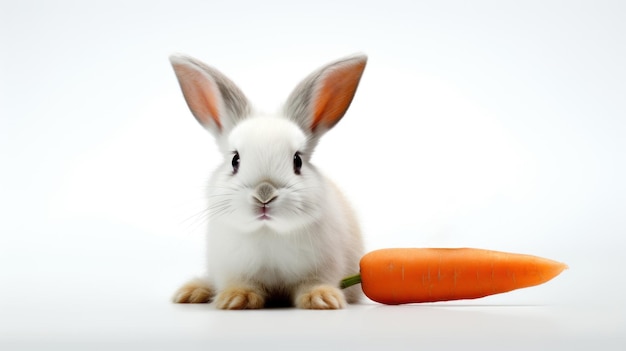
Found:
[340,248,568,304]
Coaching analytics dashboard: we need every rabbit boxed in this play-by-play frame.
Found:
[169,53,367,309]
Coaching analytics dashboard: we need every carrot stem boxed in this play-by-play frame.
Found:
[340,273,362,289]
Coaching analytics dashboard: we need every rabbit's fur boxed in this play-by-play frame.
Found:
[170,54,367,309]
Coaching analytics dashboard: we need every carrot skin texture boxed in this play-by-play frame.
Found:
[359,248,568,304]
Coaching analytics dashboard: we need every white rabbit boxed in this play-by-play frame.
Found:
[170,54,367,309]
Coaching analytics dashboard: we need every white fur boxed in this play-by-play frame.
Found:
[206,115,361,290]
[170,54,367,308]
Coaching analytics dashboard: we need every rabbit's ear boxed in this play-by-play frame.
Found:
[170,55,250,135]
[285,54,367,136]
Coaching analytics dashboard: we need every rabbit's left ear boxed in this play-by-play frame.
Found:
[170,55,250,137]
[285,54,367,137]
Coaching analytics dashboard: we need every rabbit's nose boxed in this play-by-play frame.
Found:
[253,182,279,204]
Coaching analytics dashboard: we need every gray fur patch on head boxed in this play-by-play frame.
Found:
[254,182,279,204]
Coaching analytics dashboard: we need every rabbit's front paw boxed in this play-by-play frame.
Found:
[215,286,265,310]
[172,278,214,303]
[296,285,346,310]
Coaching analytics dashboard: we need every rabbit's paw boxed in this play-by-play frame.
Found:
[296,285,346,310]
[172,278,215,303]
[215,286,265,310]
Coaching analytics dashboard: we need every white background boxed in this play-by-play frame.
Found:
[1,1,624,350]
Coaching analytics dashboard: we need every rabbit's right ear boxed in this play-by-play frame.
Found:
[170,55,250,136]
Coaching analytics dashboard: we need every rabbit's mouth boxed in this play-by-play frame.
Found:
[252,182,279,221]
[258,204,272,220]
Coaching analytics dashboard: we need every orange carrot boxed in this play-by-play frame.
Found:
[340,248,568,304]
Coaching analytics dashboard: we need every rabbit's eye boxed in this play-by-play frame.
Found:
[293,152,302,175]
[231,152,240,174]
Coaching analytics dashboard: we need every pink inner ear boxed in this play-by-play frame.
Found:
[173,63,222,130]
[312,60,366,131]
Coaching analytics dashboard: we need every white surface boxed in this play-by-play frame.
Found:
[1,1,625,350]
